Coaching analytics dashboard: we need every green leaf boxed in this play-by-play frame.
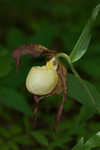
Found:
[67,73,100,114]
[77,58,100,78]
[0,139,4,145]
[48,130,72,149]
[72,132,100,150]
[8,142,19,150]
[72,138,85,150]
[13,135,33,145]
[84,132,100,150]
[0,127,11,138]
[0,145,10,150]
[0,48,13,77]
[9,125,23,136]
[75,105,96,127]
[0,87,33,116]
[31,131,48,146]
[70,4,100,63]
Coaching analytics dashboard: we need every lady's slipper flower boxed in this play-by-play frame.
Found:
[13,43,67,130]
[26,57,58,95]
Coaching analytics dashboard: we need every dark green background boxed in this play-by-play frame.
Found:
[0,0,100,149]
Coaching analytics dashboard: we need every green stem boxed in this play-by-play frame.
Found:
[55,52,96,106]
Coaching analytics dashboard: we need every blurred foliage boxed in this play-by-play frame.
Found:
[0,0,100,150]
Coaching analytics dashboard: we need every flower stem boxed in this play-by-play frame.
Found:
[55,53,97,108]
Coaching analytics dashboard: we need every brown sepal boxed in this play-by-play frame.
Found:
[13,43,56,68]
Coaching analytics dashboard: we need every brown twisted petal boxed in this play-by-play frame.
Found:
[54,62,67,130]
[47,62,67,96]
[33,61,67,131]
[13,43,56,68]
